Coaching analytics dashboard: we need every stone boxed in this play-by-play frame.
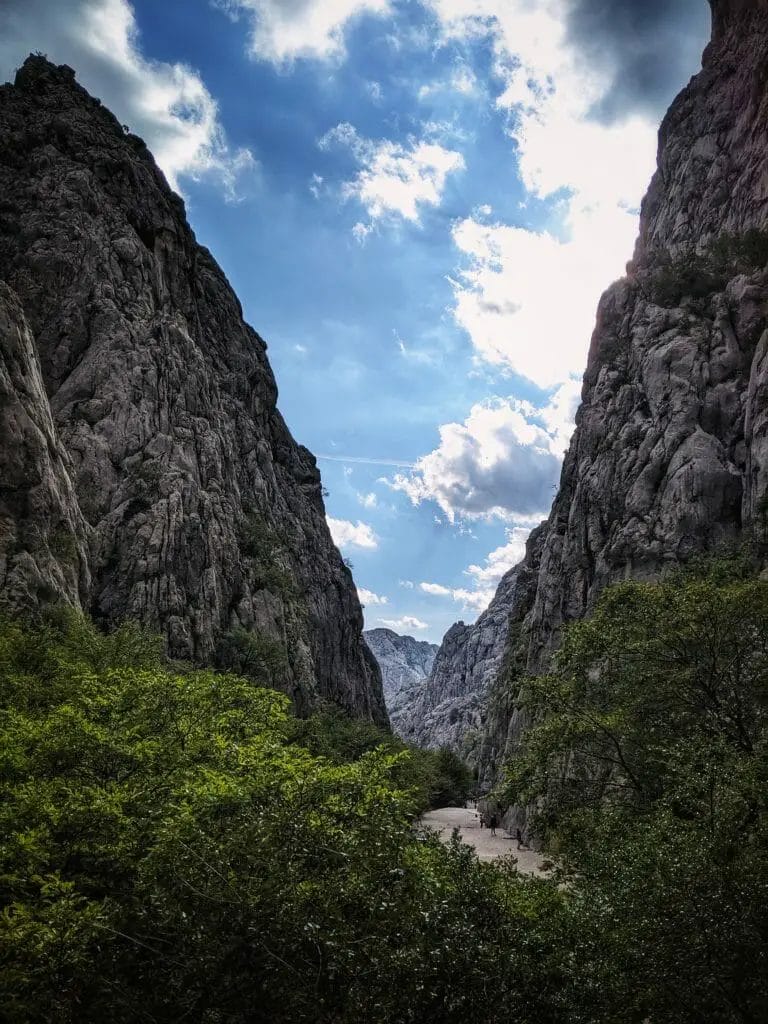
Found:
[0,56,386,725]
[363,628,437,735]
[415,0,768,792]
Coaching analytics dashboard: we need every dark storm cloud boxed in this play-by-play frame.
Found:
[565,0,712,123]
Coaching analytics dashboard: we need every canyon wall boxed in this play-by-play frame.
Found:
[412,0,768,784]
[0,56,386,724]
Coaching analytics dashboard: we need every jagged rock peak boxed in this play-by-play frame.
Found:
[363,629,438,735]
[394,525,546,760]
[0,56,386,725]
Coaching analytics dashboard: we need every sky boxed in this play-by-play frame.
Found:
[0,0,711,643]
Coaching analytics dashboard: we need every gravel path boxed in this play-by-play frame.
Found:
[421,807,547,877]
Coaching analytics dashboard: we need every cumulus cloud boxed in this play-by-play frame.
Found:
[422,0,703,388]
[391,394,569,522]
[319,122,464,225]
[357,492,378,509]
[327,516,379,549]
[465,526,530,588]
[358,587,388,605]
[216,0,391,64]
[419,581,491,612]
[450,208,639,387]
[0,0,255,195]
[417,524,533,617]
[379,616,429,632]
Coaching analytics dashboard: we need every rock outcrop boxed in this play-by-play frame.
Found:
[417,0,768,782]
[0,56,386,725]
[363,628,437,734]
[394,527,545,760]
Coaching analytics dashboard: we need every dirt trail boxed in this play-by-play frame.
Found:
[421,807,547,877]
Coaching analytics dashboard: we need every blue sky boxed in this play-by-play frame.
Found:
[1,0,710,642]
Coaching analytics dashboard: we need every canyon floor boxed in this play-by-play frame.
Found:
[421,808,547,876]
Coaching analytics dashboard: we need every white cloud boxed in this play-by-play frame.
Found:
[358,587,388,605]
[216,0,391,64]
[420,582,452,597]
[418,63,478,100]
[365,79,383,102]
[449,204,638,387]
[418,523,535,618]
[392,394,569,522]
[422,0,658,388]
[399,579,415,589]
[327,516,378,550]
[0,0,255,196]
[320,122,464,226]
[540,378,582,455]
[420,581,492,612]
[357,491,378,509]
[379,616,429,632]
[465,526,529,588]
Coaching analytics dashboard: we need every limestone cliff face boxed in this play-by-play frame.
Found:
[394,528,545,759]
[528,0,768,670]
[416,0,768,774]
[363,629,437,735]
[0,56,386,724]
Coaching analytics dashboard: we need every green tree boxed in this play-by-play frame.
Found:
[0,611,574,1024]
[503,561,768,1023]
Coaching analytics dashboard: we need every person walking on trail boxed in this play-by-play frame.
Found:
[489,813,498,837]
[515,828,524,850]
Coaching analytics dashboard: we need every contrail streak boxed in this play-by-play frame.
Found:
[317,454,416,469]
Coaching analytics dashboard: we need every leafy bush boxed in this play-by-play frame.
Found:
[293,707,474,811]
[646,229,768,306]
[503,560,768,1023]
[219,625,288,683]
[0,612,572,1024]
[239,514,298,596]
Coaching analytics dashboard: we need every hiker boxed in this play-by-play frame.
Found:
[489,813,498,837]
[515,827,524,850]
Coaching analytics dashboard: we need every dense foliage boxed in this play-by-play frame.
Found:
[4,563,767,1023]
[292,706,474,809]
[503,560,768,1023]
[0,612,567,1024]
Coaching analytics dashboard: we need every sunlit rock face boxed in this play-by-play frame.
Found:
[363,629,437,736]
[392,527,546,762]
[418,0,768,781]
[0,55,386,725]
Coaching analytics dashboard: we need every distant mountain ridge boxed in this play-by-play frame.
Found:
[363,628,437,734]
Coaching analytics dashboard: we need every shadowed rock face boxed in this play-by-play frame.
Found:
[0,56,386,725]
[363,629,438,735]
[414,0,768,777]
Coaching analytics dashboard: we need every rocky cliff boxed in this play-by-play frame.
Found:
[415,0,768,781]
[0,55,386,725]
[363,629,437,735]
[392,526,545,759]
